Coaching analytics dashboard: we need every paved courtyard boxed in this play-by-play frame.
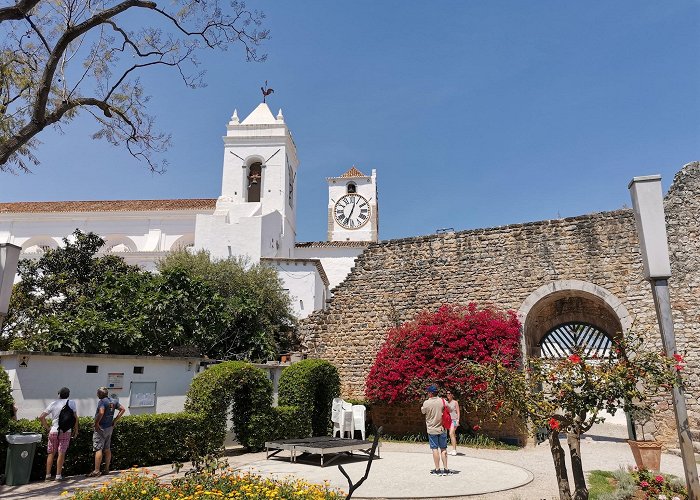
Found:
[0,425,689,499]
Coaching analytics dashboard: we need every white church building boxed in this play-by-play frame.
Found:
[0,102,379,318]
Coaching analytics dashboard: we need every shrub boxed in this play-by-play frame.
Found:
[0,413,207,481]
[365,303,522,404]
[0,369,13,434]
[246,405,312,451]
[185,361,272,451]
[631,468,687,499]
[278,359,340,436]
[69,468,343,499]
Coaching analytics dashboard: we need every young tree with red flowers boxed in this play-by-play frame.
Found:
[467,330,682,500]
[364,303,522,406]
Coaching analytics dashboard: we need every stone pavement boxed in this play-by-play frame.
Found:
[0,425,690,499]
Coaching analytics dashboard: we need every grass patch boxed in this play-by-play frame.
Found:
[370,432,519,450]
[587,470,617,499]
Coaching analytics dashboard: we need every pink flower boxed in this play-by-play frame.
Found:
[673,353,684,363]
[640,480,649,488]
[654,475,664,483]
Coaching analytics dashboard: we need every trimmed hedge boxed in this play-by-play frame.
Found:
[0,412,207,481]
[246,405,312,451]
[184,361,272,451]
[278,359,340,436]
[0,370,12,434]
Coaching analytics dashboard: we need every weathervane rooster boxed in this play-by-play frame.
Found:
[261,81,274,103]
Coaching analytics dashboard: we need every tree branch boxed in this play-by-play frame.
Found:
[32,0,157,123]
[24,15,51,53]
[0,0,41,22]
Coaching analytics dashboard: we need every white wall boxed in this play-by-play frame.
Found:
[294,245,366,290]
[270,260,325,319]
[1,352,202,420]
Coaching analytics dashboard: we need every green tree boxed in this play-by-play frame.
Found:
[0,0,268,173]
[0,369,14,434]
[1,229,136,348]
[158,249,297,361]
[3,229,228,355]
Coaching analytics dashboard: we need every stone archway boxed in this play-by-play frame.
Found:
[518,280,633,432]
[518,280,632,360]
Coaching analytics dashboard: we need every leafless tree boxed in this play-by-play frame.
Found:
[339,426,383,500]
[0,0,268,173]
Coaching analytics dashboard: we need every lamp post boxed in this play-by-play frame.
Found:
[629,175,700,498]
[0,243,21,330]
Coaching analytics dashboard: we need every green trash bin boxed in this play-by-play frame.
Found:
[5,432,42,486]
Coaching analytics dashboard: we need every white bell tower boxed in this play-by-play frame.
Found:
[194,103,300,261]
[327,167,378,242]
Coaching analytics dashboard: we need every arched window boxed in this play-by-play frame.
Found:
[103,235,137,253]
[539,322,613,359]
[21,236,58,254]
[170,234,195,251]
[347,183,357,194]
[247,162,262,202]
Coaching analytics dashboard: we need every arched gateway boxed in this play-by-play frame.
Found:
[518,280,632,361]
[519,280,634,436]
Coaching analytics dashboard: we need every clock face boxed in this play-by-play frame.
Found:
[334,194,371,229]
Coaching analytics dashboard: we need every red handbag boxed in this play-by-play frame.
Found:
[442,399,452,430]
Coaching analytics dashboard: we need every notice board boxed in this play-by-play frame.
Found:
[129,381,157,408]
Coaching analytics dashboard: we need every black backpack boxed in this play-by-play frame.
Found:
[57,400,76,433]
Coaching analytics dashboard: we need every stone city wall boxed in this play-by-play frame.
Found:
[300,162,700,446]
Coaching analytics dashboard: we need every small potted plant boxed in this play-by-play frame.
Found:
[627,405,663,471]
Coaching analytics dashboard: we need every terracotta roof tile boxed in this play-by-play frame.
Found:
[0,199,217,214]
[339,166,367,178]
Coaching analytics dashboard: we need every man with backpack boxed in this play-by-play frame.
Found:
[38,387,79,481]
[87,387,125,477]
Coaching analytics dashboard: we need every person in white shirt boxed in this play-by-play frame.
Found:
[38,387,79,481]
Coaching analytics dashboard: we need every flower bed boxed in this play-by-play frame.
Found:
[68,468,344,500]
[631,468,687,499]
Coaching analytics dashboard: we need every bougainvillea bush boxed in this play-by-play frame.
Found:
[365,303,521,404]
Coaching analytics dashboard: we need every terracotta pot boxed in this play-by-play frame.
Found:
[627,439,662,471]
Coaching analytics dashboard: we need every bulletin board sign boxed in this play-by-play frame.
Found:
[107,372,124,390]
[129,381,157,408]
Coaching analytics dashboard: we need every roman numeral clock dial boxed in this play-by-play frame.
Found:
[334,194,371,229]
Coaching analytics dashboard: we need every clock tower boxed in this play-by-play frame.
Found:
[327,167,378,242]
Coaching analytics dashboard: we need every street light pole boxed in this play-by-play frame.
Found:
[0,243,21,331]
[629,175,700,499]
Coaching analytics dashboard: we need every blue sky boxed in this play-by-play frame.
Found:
[2,1,699,242]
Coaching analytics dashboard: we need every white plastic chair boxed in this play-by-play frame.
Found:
[331,398,344,437]
[352,405,366,440]
[338,401,354,438]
